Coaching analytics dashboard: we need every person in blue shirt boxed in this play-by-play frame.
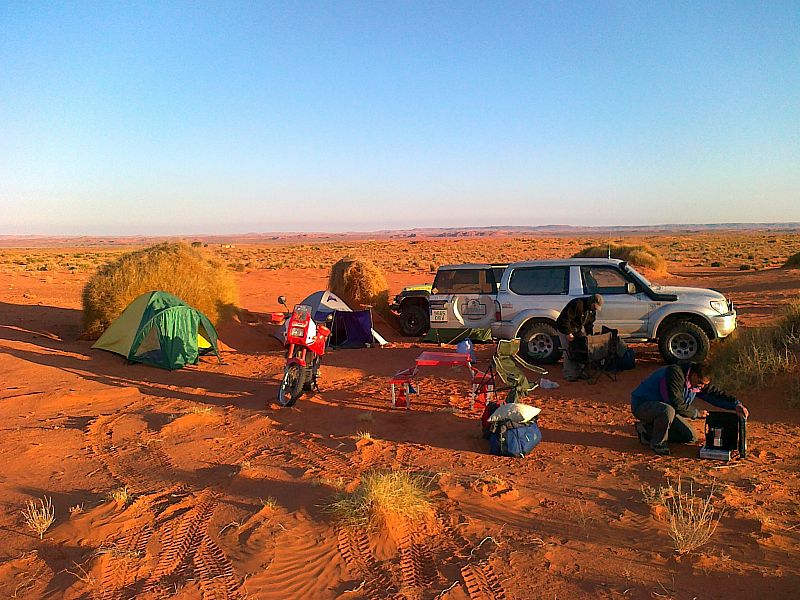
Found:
[631,362,749,456]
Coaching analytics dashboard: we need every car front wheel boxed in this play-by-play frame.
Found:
[658,321,710,363]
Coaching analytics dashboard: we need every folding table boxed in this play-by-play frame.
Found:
[390,351,475,409]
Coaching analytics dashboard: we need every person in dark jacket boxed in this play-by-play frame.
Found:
[556,294,604,381]
[631,362,749,455]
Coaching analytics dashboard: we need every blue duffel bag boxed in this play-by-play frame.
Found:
[488,419,542,457]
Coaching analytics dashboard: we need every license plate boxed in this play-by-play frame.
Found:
[430,309,447,323]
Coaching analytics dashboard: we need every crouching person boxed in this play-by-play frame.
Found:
[631,362,749,456]
[555,293,604,381]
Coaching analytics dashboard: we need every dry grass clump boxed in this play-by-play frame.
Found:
[710,327,796,391]
[783,252,800,269]
[325,471,432,530]
[711,300,800,393]
[106,486,130,505]
[82,242,238,338]
[573,243,667,273]
[328,256,389,311]
[22,496,55,539]
[778,297,800,349]
[664,479,723,555]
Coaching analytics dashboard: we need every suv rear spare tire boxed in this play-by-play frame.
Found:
[658,321,710,363]
[519,321,563,365]
[399,304,429,337]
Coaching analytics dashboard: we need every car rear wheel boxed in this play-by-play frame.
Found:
[399,304,429,337]
[658,321,710,363]
[519,321,563,365]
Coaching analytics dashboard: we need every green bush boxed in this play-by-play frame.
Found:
[82,242,238,338]
[572,243,666,273]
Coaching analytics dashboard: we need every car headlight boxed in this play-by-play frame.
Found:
[710,300,727,314]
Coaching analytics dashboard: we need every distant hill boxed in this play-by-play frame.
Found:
[1,223,799,247]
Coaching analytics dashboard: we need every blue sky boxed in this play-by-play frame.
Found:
[1,1,798,234]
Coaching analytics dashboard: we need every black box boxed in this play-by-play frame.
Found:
[700,411,747,460]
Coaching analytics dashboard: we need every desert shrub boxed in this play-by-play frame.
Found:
[572,243,666,273]
[328,256,389,311]
[22,496,55,539]
[710,261,721,267]
[739,264,751,271]
[82,242,238,338]
[710,327,796,391]
[325,471,432,529]
[777,298,800,349]
[783,252,800,269]
[664,479,722,555]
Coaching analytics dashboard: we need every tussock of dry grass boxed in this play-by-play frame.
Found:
[106,486,130,505]
[710,328,796,390]
[711,299,800,392]
[82,242,238,338]
[665,479,723,555]
[22,496,55,539]
[573,243,667,272]
[325,471,432,529]
[328,256,389,311]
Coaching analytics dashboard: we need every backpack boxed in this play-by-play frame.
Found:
[610,348,636,372]
[488,419,542,457]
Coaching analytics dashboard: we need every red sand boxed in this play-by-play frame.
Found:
[0,261,798,599]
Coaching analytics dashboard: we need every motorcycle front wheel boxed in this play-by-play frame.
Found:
[277,363,305,407]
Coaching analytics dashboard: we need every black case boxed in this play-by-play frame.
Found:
[703,411,747,458]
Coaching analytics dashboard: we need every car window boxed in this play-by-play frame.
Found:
[491,266,506,290]
[433,269,494,294]
[581,266,630,294]
[508,267,569,295]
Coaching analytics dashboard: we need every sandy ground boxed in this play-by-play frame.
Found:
[0,261,799,599]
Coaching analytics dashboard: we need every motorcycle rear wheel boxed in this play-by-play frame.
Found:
[277,363,305,407]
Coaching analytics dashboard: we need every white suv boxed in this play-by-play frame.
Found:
[491,259,736,364]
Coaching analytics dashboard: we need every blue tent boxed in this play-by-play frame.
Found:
[287,291,384,348]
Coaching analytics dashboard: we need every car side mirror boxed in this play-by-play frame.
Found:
[626,282,637,294]
[278,295,287,306]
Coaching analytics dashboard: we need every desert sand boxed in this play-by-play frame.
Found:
[0,235,799,599]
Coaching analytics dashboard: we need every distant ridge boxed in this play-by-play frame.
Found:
[1,223,799,247]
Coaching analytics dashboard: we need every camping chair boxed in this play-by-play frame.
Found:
[566,330,617,384]
[471,339,548,409]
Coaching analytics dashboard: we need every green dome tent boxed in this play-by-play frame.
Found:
[92,291,221,370]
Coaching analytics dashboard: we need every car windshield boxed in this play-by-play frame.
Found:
[624,265,655,288]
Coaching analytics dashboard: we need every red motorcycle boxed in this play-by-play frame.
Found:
[277,296,332,407]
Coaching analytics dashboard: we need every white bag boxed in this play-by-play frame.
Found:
[487,402,541,424]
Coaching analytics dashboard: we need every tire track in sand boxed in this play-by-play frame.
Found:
[460,561,508,600]
[193,536,244,600]
[147,490,220,587]
[94,524,153,600]
[94,486,189,600]
[86,414,175,493]
[288,435,357,481]
[335,527,396,598]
